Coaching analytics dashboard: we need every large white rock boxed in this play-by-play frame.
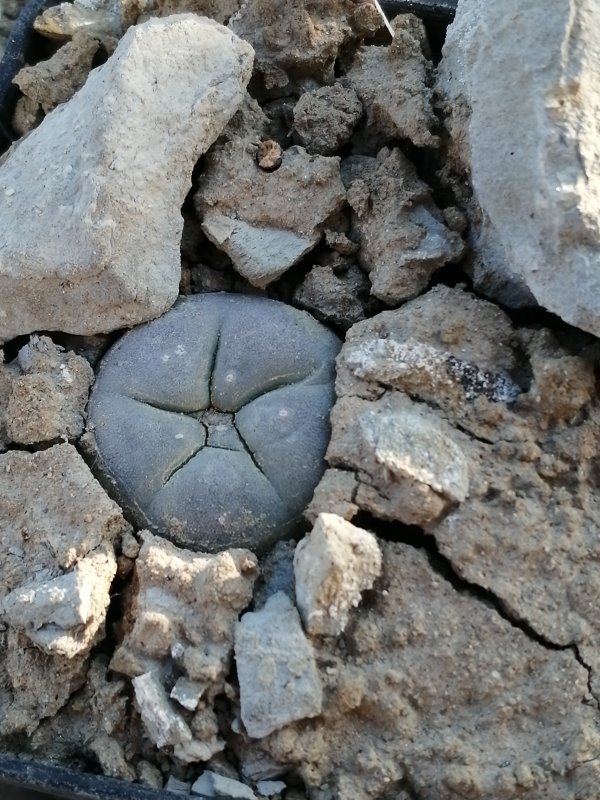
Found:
[234,592,322,738]
[0,15,253,343]
[438,0,600,334]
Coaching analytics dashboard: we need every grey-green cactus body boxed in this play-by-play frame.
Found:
[86,293,341,552]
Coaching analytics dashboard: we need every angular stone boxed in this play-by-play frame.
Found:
[195,143,345,288]
[191,771,257,799]
[0,15,253,342]
[294,514,381,636]
[229,0,381,89]
[235,592,322,738]
[347,149,464,305]
[111,532,257,761]
[342,14,438,148]
[292,259,373,331]
[438,0,600,334]
[5,335,94,445]
[327,392,470,526]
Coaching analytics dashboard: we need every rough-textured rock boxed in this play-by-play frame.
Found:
[229,0,382,89]
[111,532,257,762]
[292,258,374,330]
[235,592,322,738]
[195,142,346,288]
[255,781,286,797]
[327,392,470,525]
[5,335,94,445]
[347,149,465,304]
[294,514,381,636]
[243,542,600,800]
[292,84,362,155]
[0,15,253,343]
[437,0,600,334]
[86,294,341,553]
[191,771,257,799]
[34,0,131,42]
[12,32,100,136]
[0,444,129,735]
[342,14,438,148]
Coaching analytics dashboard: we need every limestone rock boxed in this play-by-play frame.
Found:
[0,444,128,735]
[195,143,346,288]
[5,335,94,445]
[292,84,362,155]
[347,149,465,305]
[243,542,600,799]
[133,670,216,763]
[437,0,600,335]
[335,284,520,411]
[0,15,253,343]
[111,532,257,761]
[342,14,438,148]
[234,592,322,738]
[191,771,257,799]
[327,392,470,526]
[294,513,381,636]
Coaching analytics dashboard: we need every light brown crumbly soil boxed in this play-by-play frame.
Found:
[1,4,600,800]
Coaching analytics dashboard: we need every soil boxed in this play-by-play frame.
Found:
[1,3,600,800]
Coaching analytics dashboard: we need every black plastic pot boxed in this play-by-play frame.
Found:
[0,755,169,800]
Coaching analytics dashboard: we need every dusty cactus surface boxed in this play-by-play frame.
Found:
[0,2,600,800]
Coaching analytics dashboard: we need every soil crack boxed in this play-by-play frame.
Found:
[354,511,598,700]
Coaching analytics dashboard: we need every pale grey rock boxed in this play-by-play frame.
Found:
[294,514,381,636]
[1,556,115,658]
[0,15,253,343]
[195,143,345,288]
[132,671,210,764]
[235,592,322,738]
[347,149,465,305]
[0,443,128,735]
[191,771,257,799]
[256,781,286,797]
[5,335,94,445]
[111,532,257,761]
[438,0,600,335]
[327,392,470,526]
[165,776,192,796]
[170,677,207,711]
